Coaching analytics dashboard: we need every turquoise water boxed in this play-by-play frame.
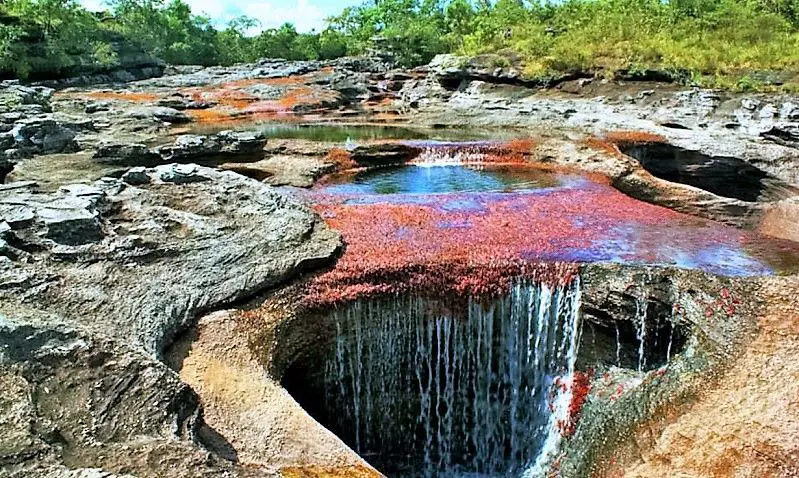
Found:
[319,164,562,195]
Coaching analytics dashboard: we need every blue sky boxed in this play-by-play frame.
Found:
[80,0,364,33]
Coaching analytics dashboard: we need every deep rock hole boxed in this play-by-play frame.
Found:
[279,281,687,477]
[619,142,797,202]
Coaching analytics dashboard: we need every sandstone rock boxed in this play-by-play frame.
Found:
[154,131,266,162]
[350,143,422,166]
[94,141,161,167]
[59,184,106,205]
[220,155,335,187]
[0,203,36,229]
[0,165,341,355]
[0,167,342,475]
[38,198,103,245]
[10,117,78,154]
[128,106,190,124]
[0,311,236,478]
[760,124,799,147]
[0,83,53,114]
[85,101,111,114]
[121,166,151,185]
[157,96,213,110]
[155,163,212,184]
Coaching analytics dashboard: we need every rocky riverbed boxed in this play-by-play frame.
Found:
[1,55,798,478]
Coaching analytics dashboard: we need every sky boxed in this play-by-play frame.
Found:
[80,0,364,33]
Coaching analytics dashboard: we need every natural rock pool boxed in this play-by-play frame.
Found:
[318,164,561,195]
[184,122,528,143]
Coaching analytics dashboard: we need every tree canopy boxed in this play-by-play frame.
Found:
[1,0,799,89]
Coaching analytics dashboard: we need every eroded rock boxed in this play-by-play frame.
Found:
[350,143,421,166]
[0,165,341,354]
[94,142,161,167]
[154,131,266,162]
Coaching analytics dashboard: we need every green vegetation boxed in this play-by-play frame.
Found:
[1,0,799,90]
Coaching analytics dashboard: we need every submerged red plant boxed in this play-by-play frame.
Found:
[559,369,593,436]
[283,158,795,313]
[296,173,696,310]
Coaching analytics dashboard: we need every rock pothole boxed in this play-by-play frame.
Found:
[618,142,798,202]
[273,272,690,477]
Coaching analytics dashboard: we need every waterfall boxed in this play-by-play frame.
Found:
[635,290,648,372]
[413,147,487,166]
[321,277,582,477]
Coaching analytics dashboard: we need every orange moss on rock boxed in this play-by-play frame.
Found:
[326,148,356,170]
[583,136,621,155]
[186,108,239,123]
[75,91,160,103]
[280,465,381,478]
[504,138,537,154]
[604,131,667,145]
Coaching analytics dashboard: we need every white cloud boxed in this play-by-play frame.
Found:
[81,0,105,11]
[232,0,329,33]
[80,0,333,33]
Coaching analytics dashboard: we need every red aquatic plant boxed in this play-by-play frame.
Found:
[559,369,593,437]
[503,138,537,154]
[292,168,778,310]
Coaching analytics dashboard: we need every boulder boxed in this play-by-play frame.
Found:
[94,141,161,167]
[10,117,78,154]
[155,163,212,184]
[154,131,266,162]
[350,143,422,166]
[0,203,36,229]
[38,198,103,245]
[121,166,151,185]
[216,130,267,155]
[128,107,190,124]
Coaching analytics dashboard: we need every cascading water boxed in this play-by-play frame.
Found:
[312,278,582,477]
[635,291,648,372]
[413,147,487,166]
